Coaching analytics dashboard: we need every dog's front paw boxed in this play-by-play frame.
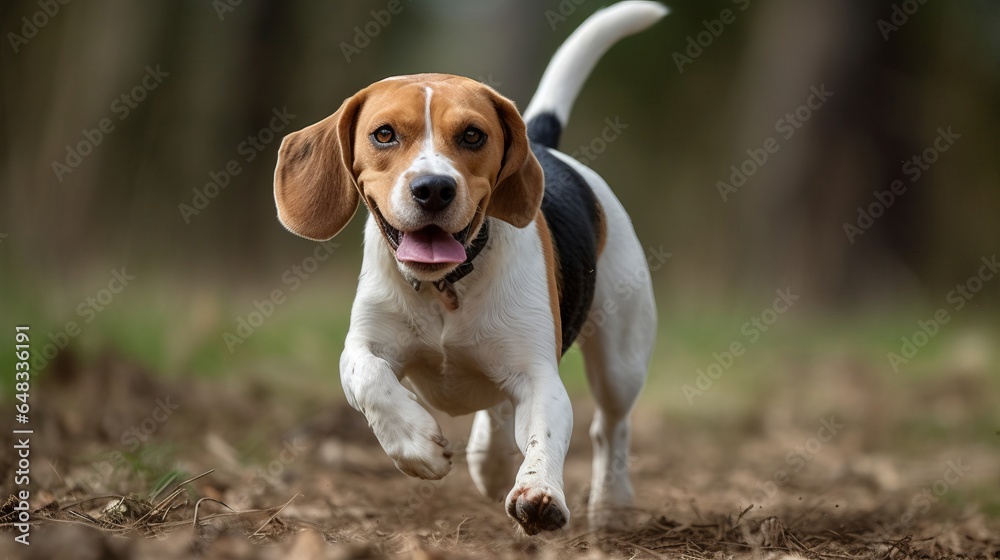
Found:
[387,432,453,480]
[505,484,569,535]
[361,383,454,480]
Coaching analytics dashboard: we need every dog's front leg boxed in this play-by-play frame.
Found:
[505,368,573,534]
[341,341,452,480]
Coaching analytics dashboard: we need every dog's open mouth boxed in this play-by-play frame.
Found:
[370,201,473,267]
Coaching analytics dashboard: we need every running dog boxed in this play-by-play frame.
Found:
[274,1,665,534]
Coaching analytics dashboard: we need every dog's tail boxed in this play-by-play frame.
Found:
[524,1,668,149]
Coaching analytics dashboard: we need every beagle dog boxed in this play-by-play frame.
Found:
[274,1,665,535]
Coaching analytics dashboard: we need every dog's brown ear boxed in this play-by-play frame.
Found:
[484,91,544,228]
[274,95,364,241]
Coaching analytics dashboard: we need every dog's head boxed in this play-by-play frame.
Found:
[274,74,543,282]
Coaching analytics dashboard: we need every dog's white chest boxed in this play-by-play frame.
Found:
[400,342,506,416]
[393,294,507,415]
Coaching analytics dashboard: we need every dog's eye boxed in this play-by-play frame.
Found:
[459,127,486,148]
[372,126,397,146]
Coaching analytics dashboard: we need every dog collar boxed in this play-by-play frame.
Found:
[441,219,490,285]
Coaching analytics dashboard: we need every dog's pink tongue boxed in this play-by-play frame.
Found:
[396,227,467,264]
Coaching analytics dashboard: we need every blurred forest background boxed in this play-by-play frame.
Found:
[1,0,998,380]
[2,2,1000,556]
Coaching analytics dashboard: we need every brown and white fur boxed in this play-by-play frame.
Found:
[273,1,665,534]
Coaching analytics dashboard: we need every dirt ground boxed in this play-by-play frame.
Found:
[2,352,998,559]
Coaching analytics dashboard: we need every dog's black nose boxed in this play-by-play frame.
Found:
[410,175,456,212]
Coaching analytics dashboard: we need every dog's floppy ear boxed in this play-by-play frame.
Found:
[484,90,544,228]
[274,94,365,241]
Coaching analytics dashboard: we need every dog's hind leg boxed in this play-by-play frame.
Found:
[467,401,520,502]
[577,193,657,531]
[578,275,655,529]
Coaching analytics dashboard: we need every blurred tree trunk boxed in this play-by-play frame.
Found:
[728,0,928,306]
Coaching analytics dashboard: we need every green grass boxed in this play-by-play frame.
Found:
[4,271,997,449]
